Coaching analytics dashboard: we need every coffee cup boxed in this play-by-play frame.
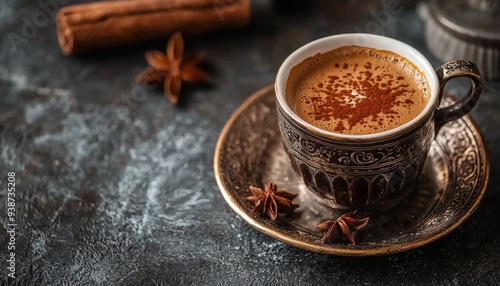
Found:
[275,33,482,210]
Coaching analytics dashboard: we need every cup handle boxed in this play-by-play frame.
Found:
[434,60,482,130]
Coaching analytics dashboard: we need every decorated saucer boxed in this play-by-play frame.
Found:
[213,85,489,256]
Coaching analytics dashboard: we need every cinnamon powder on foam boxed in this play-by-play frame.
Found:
[287,46,430,135]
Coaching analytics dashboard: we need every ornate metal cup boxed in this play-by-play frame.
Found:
[275,34,482,210]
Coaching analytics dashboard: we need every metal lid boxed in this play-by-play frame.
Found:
[430,0,500,44]
[420,0,500,79]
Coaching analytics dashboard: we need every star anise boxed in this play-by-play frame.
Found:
[136,32,209,105]
[246,182,299,221]
[317,210,369,246]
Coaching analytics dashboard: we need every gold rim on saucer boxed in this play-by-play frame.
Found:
[213,84,489,256]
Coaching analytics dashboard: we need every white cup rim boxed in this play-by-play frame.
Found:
[275,33,440,141]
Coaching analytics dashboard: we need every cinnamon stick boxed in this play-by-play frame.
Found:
[56,0,250,55]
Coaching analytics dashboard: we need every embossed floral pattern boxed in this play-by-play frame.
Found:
[277,105,435,209]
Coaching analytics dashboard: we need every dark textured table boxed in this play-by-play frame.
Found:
[1,0,499,285]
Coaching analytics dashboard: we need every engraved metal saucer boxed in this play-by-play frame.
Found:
[214,85,489,256]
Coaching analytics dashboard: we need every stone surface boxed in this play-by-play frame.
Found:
[0,0,499,285]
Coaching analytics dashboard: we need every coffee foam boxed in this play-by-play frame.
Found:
[287,46,429,135]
